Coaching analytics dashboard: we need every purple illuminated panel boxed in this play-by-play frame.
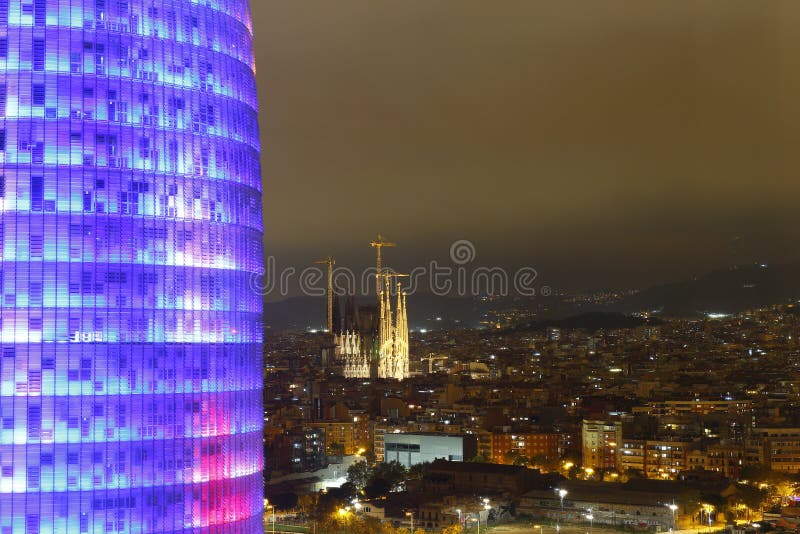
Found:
[0,0,264,532]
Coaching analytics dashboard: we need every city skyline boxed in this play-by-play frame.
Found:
[1,2,799,534]
[252,1,799,291]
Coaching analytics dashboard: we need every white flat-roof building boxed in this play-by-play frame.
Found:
[383,433,477,468]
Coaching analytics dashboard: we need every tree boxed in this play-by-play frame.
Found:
[296,493,319,520]
[408,461,431,480]
[620,468,644,482]
[269,492,297,510]
[532,453,558,471]
[364,477,393,499]
[733,483,769,520]
[468,454,488,463]
[513,454,530,467]
[335,482,357,501]
[503,450,529,467]
[676,488,702,521]
[371,460,408,492]
[347,459,372,490]
[739,463,772,484]
[442,524,464,534]
[773,480,797,507]
[701,493,728,522]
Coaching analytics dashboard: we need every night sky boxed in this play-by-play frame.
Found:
[251,1,799,292]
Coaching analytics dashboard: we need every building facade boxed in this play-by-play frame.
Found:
[618,439,646,475]
[0,1,264,532]
[489,431,560,466]
[309,421,361,457]
[519,480,687,530]
[644,439,691,479]
[582,420,622,471]
[382,433,477,468]
[753,428,800,473]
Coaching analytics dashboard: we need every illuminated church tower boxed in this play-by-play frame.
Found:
[0,1,264,532]
[377,277,409,380]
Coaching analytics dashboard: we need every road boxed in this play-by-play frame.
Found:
[483,524,727,534]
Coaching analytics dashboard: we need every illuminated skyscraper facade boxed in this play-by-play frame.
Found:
[0,1,264,532]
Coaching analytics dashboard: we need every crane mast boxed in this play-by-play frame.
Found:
[314,256,335,333]
[369,234,396,297]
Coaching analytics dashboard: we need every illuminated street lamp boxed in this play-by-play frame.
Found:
[337,506,352,518]
[667,503,678,532]
[265,500,275,534]
[406,511,415,532]
[336,507,352,534]
[475,498,491,534]
[586,511,594,534]
[701,504,714,529]
[456,508,462,525]
[555,488,568,533]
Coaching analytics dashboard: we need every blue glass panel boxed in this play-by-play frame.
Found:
[0,1,264,532]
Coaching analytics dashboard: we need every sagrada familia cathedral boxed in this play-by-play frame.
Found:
[325,236,410,380]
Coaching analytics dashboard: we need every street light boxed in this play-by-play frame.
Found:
[556,488,568,533]
[456,508,462,526]
[586,511,594,534]
[336,507,352,534]
[701,504,714,529]
[667,503,678,532]
[406,511,414,533]
[474,498,491,534]
[265,500,275,534]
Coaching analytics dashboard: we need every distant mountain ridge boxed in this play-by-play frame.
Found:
[614,262,800,316]
[500,311,663,334]
[263,262,800,330]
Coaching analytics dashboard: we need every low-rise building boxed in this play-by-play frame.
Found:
[644,439,692,480]
[519,479,691,530]
[618,439,646,475]
[383,433,477,468]
[422,459,543,497]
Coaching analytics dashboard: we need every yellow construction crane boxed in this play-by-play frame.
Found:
[314,256,335,333]
[370,234,396,295]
